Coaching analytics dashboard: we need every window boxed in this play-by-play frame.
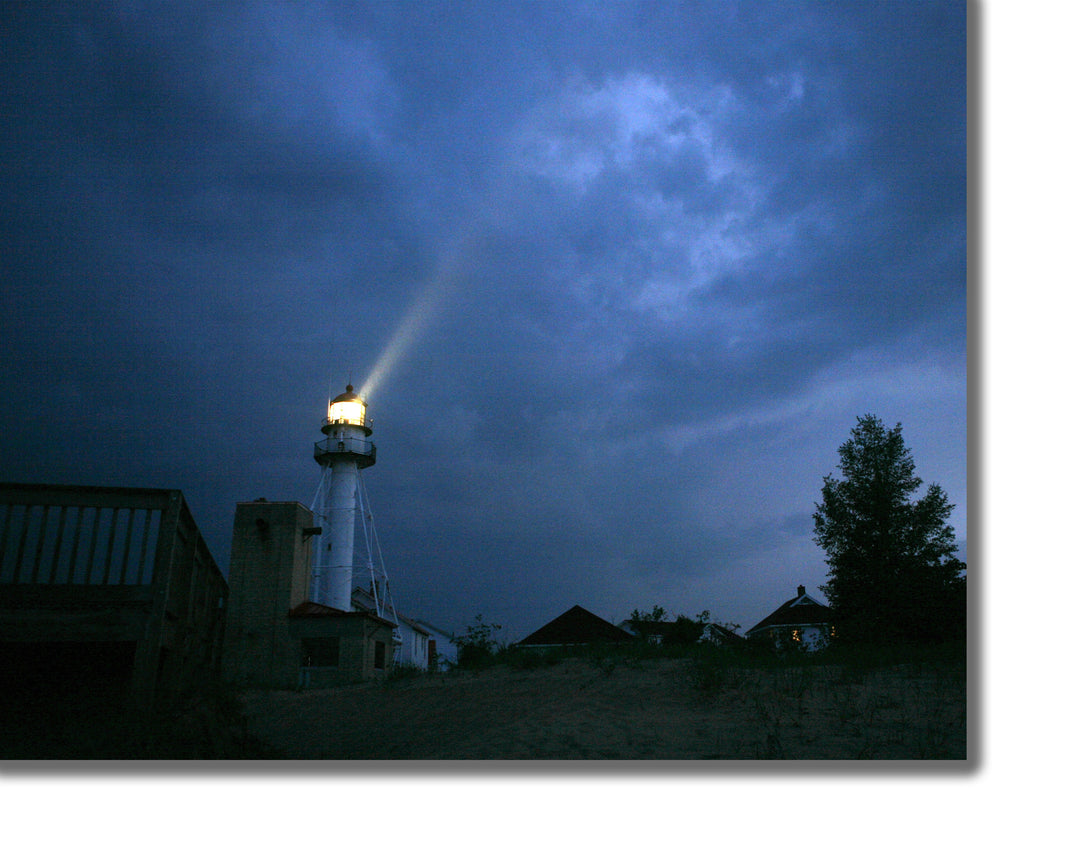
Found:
[374,640,386,670]
[302,637,340,667]
[791,628,802,643]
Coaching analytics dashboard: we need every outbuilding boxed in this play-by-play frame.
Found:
[517,605,636,649]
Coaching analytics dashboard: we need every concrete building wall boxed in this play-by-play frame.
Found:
[221,500,316,688]
[288,614,395,687]
[222,499,397,689]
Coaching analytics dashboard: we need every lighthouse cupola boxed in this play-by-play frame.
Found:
[315,384,376,469]
[324,384,370,434]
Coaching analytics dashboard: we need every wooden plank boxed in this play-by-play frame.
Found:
[118,507,135,585]
[101,507,118,585]
[0,484,176,511]
[131,490,184,708]
[48,505,68,584]
[0,606,152,642]
[13,505,31,583]
[135,508,154,585]
[84,507,101,584]
[29,505,50,583]
[0,583,155,609]
[66,506,85,585]
[0,504,13,581]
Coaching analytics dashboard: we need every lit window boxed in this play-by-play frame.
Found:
[791,629,801,642]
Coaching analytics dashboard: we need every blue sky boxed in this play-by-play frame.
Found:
[1,0,965,640]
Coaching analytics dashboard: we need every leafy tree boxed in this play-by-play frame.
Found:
[627,605,665,642]
[813,414,965,646]
[667,614,704,646]
[628,607,713,646]
[451,614,502,668]
[629,605,666,625]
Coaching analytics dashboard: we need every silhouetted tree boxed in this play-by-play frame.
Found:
[629,605,666,625]
[451,614,502,668]
[813,414,965,646]
[667,614,704,646]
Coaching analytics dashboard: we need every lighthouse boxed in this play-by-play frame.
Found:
[310,384,380,613]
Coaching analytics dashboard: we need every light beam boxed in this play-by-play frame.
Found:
[359,234,472,400]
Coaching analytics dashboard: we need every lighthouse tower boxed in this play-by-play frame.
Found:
[310,384,389,615]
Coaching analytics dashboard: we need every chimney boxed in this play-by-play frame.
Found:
[797,585,805,597]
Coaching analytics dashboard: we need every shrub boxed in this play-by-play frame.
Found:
[451,614,503,669]
[384,663,425,685]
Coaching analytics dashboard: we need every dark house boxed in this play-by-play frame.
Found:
[746,585,833,651]
[619,616,743,647]
[516,605,635,648]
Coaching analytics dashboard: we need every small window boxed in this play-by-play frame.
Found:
[374,640,386,670]
[302,637,340,667]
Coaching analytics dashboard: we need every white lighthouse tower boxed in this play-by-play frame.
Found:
[310,384,395,622]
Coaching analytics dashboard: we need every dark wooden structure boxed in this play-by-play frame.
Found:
[516,605,636,648]
[0,483,228,709]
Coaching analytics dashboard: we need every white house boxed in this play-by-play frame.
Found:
[415,619,457,670]
[351,586,453,671]
[745,585,834,651]
[395,614,432,670]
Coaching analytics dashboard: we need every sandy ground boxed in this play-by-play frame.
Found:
[237,655,967,760]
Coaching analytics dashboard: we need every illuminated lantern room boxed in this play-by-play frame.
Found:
[315,383,375,469]
[324,384,369,432]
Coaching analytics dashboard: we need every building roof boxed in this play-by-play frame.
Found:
[618,617,744,645]
[289,601,357,617]
[289,600,395,627]
[517,605,636,647]
[330,384,361,405]
[746,585,832,637]
[700,622,744,645]
[396,614,431,636]
[413,619,453,639]
[350,586,394,616]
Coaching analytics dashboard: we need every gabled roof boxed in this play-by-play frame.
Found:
[351,586,378,611]
[414,619,453,639]
[746,586,832,636]
[396,614,431,636]
[622,619,689,638]
[700,622,744,645]
[517,605,635,647]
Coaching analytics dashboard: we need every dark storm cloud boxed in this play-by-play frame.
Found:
[1,1,965,638]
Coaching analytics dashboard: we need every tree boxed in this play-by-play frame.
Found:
[628,605,667,644]
[813,414,965,646]
[451,614,502,668]
[629,605,666,625]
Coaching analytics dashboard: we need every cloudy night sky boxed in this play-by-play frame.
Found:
[1,1,965,641]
